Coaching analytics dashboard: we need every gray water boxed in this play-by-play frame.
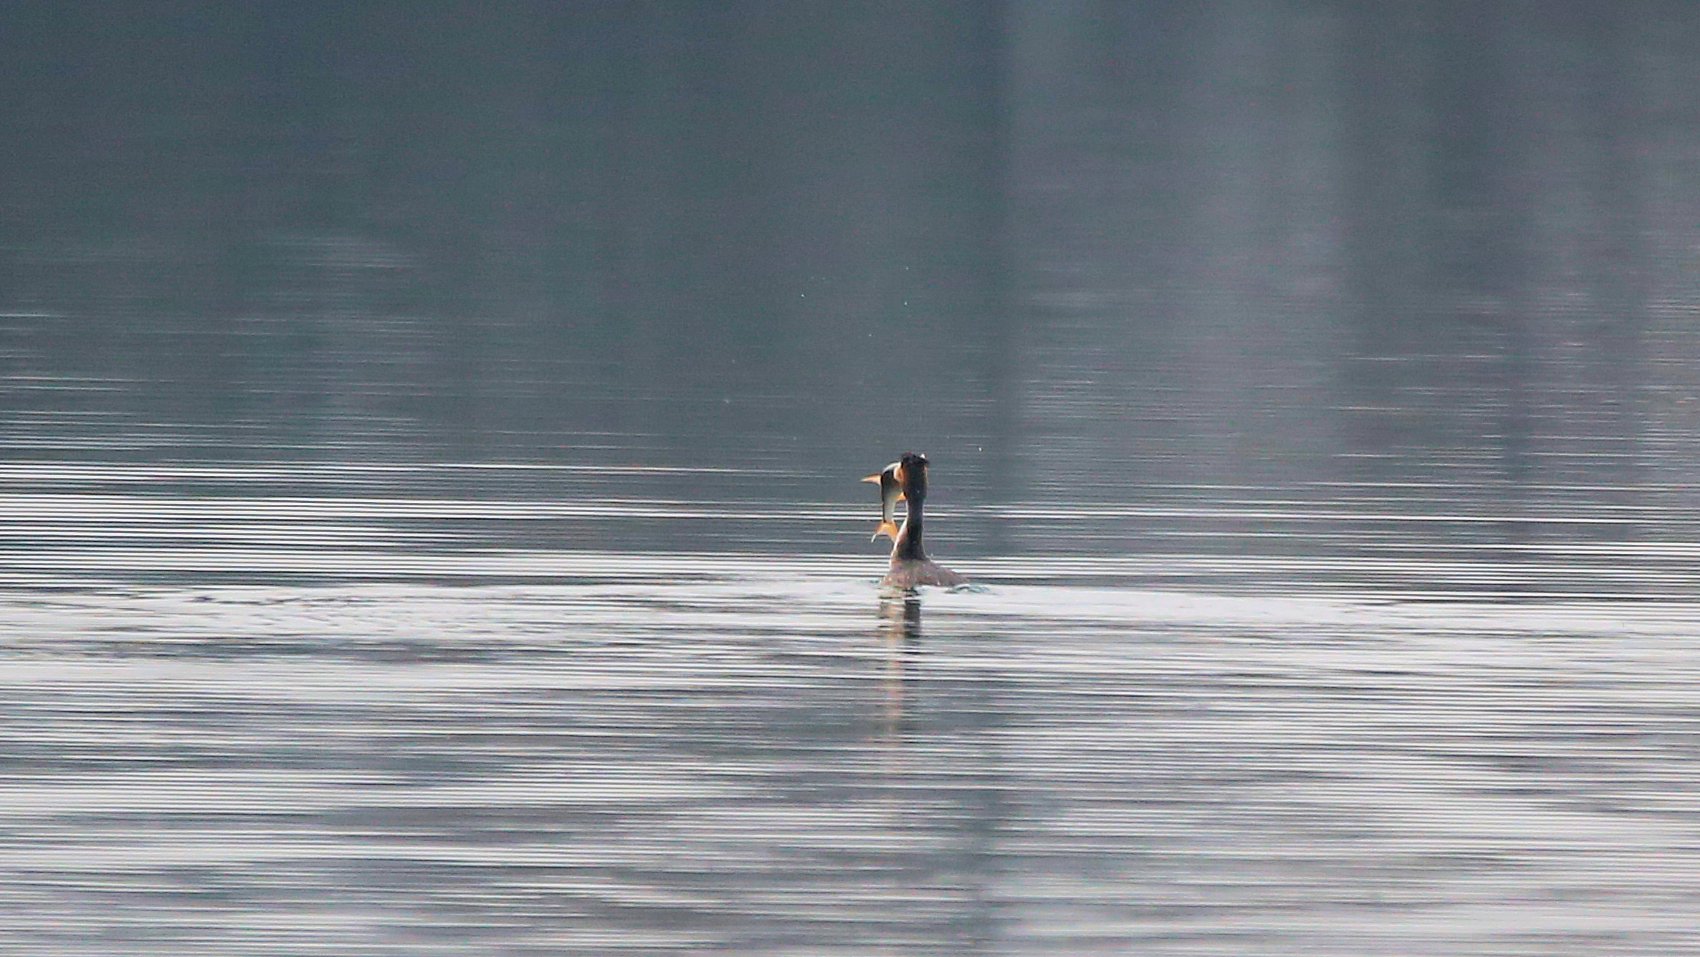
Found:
[6,3,1700,954]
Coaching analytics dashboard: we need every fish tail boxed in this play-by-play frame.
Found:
[871,521,900,542]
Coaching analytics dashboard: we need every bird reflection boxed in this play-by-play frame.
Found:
[877,593,923,742]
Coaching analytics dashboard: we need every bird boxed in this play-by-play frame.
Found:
[871,452,968,589]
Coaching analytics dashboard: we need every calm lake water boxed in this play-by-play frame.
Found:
[6,3,1700,955]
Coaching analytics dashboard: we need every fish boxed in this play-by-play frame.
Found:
[861,461,904,542]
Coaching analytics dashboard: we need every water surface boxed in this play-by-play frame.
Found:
[6,2,1700,954]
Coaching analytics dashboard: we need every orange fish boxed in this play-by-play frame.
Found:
[860,461,903,542]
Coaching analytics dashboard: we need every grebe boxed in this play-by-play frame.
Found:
[861,460,902,542]
[875,452,968,589]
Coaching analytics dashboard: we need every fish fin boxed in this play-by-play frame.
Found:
[861,473,883,484]
[871,521,900,542]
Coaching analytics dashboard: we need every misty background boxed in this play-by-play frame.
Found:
[8,2,1700,551]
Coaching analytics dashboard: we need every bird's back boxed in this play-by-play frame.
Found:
[883,557,968,589]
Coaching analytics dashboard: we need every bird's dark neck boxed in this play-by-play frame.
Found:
[893,496,927,561]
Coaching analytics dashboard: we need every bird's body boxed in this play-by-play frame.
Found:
[875,452,967,589]
[882,555,968,589]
